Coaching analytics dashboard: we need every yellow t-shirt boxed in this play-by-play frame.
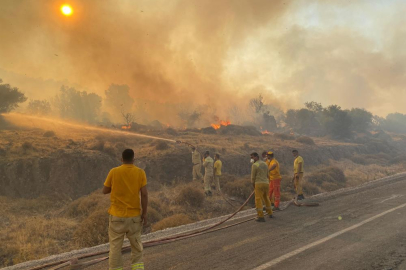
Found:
[294,156,304,174]
[104,164,147,217]
[268,159,281,180]
[214,160,222,176]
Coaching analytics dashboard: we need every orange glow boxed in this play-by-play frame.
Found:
[61,5,73,16]
[261,130,271,135]
[121,125,131,130]
[211,120,231,130]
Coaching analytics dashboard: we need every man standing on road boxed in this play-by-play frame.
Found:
[251,152,273,222]
[203,151,214,196]
[267,151,282,211]
[103,149,148,270]
[191,146,203,182]
[292,149,305,200]
[213,153,222,193]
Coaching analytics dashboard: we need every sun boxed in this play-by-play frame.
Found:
[61,5,73,16]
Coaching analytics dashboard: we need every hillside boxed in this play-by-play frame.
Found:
[1,113,406,266]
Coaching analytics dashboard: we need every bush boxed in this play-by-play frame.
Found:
[166,128,178,136]
[302,182,321,195]
[222,178,253,200]
[43,130,56,137]
[156,141,169,150]
[21,142,33,151]
[148,207,163,224]
[307,167,346,191]
[89,140,105,151]
[152,214,192,232]
[175,186,205,207]
[274,133,295,141]
[296,136,315,145]
[74,209,109,247]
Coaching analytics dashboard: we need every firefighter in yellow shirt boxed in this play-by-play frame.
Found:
[267,151,282,211]
[292,149,305,200]
[213,153,222,193]
[203,151,214,196]
[103,149,148,270]
[191,146,203,182]
[251,152,273,222]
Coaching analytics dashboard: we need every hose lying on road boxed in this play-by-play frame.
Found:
[28,191,255,270]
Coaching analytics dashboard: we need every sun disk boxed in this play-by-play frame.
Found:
[61,5,73,16]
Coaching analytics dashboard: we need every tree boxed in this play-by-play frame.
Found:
[305,101,323,113]
[249,94,264,113]
[27,99,51,116]
[0,79,27,113]
[121,111,136,127]
[105,84,134,119]
[54,86,102,123]
[383,113,406,134]
[322,105,352,138]
[348,108,373,132]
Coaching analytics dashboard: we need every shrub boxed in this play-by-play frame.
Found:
[175,186,205,207]
[302,182,321,195]
[74,209,109,247]
[296,136,315,145]
[152,214,192,232]
[21,142,33,151]
[156,141,169,150]
[89,140,105,151]
[222,179,253,200]
[307,167,346,191]
[166,128,178,136]
[148,207,163,224]
[43,130,56,137]
[274,133,295,141]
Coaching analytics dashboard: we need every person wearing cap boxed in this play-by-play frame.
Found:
[191,146,203,182]
[267,151,282,211]
[203,151,214,196]
[292,149,305,200]
[251,152,273,222]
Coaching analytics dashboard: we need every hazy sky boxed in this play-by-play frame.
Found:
[0,0,405,119]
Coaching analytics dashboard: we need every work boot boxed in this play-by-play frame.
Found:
[255,217,265,222]
[274,207,281,211]
[298,194,305,200]
[269,214,273,218]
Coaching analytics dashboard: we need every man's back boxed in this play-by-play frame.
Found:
[251,160,269,184]
[203,156,214,175]
[104,164,147,218]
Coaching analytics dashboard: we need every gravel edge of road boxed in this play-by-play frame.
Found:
[4,172,406,270]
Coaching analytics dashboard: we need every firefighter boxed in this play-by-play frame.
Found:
[213,153,222,193]
[203,151,214,196]
[292,149,305,200]
[267,151,282,211]
[251,152,273,222]
[191,146,203,182]
[103,149,148,270]
[262,151,268,163]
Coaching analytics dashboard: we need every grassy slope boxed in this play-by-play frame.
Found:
[1,113,406,266]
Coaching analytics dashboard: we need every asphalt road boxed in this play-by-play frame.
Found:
[87,175,406,270]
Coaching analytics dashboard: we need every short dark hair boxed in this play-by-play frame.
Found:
[267,153,274,158]
[205,151,210,156]
[122,149,135,162]
[215,153,220,159]
[292,149,298,154]
[251,152,259,158]
[262,151,267,156]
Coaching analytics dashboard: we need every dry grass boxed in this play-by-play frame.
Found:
[175,185,205,207]
[152,214,193,232]
[296,136,315,145]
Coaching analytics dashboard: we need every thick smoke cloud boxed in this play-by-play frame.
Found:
[0,0,405,125]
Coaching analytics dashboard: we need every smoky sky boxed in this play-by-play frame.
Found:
[0,0,405,122]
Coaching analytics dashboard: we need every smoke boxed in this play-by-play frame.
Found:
[0,0,405,125]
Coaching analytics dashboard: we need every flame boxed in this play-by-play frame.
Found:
[261,130,271,135]
[211,120,231,130]
[121,125,131,130]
